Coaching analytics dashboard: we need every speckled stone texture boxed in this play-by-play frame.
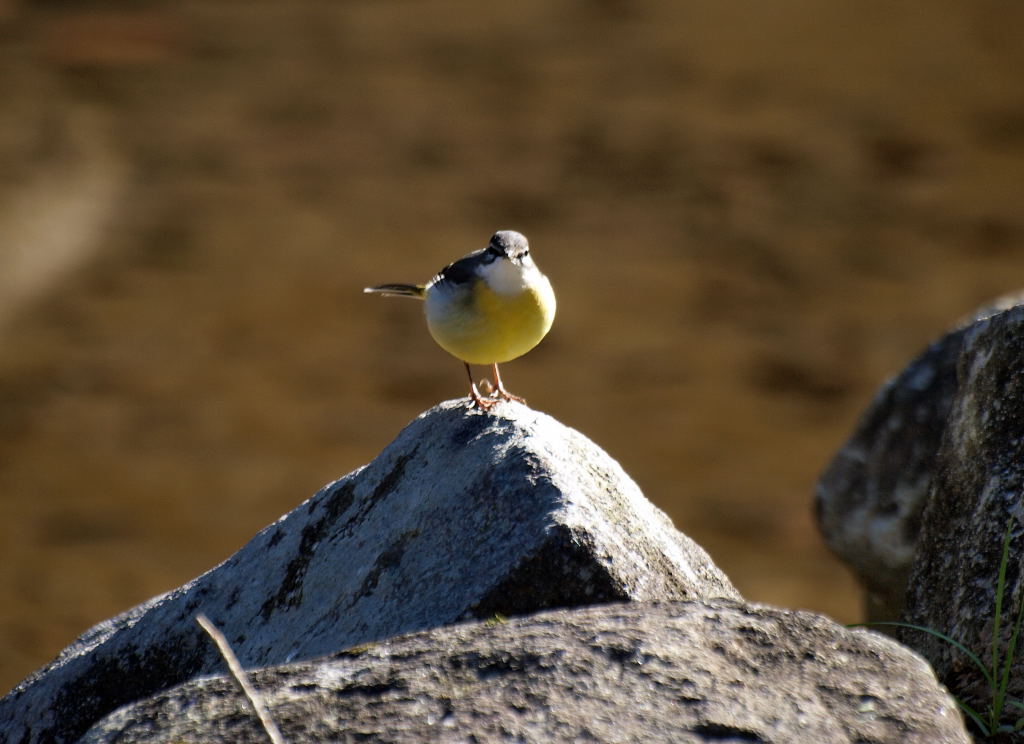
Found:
[899,304,1024,718]
[80,600,969,744]
[815,294,1024,621]
[0,400,737,744]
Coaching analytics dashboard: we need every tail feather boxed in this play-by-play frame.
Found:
[363,283,426,299]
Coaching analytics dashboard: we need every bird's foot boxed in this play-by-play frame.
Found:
[493,385,526,404]
[489,363,526,404]
[468,384,497,411]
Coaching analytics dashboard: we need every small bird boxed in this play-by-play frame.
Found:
[364,230,556,410]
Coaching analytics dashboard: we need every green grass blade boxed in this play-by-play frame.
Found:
[853,621,995,689]
[955,697,991,736]
[993,570,1024,726]
[992,523,1013,676]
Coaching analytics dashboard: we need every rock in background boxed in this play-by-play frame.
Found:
[0,401,738,744]
[817,297,1024,729]
[80,601,968,744]
[814,321,963,620]
[815,294,1024,621]
[900,304,1024,717]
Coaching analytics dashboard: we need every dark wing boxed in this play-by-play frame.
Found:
[432,248,492,287]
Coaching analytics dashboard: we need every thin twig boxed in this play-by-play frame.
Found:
[196,613,286,744]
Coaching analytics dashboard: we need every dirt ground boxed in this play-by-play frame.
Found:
[1,0,1022,693]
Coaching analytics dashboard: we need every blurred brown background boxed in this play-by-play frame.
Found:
[2,0,1023,693]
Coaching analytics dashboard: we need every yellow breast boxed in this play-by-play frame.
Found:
[424,274,556,365]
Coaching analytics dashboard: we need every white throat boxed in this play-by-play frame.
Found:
[480,256,537,295]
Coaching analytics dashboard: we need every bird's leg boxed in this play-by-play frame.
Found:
[465,363,495,410]
[491,363,526,403]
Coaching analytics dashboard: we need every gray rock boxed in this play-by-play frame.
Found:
[815,294,1024,620]
[899,304,1024,719]
[0,400,738,744]
[80,600,969,744]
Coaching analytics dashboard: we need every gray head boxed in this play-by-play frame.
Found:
[486,230,530,261]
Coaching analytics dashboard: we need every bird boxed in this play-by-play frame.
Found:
[364,230,556,410]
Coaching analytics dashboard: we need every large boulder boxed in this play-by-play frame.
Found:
[0,400,738,743]
[816,297,1024,732]
[80,600,969,744]
[899,304,1024,718]
[815,295,1024,621]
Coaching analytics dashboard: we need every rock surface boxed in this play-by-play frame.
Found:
[80,600,969,744]
[815,295,1024,620]
[0,400,738,744]
[899,304,1024,717]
